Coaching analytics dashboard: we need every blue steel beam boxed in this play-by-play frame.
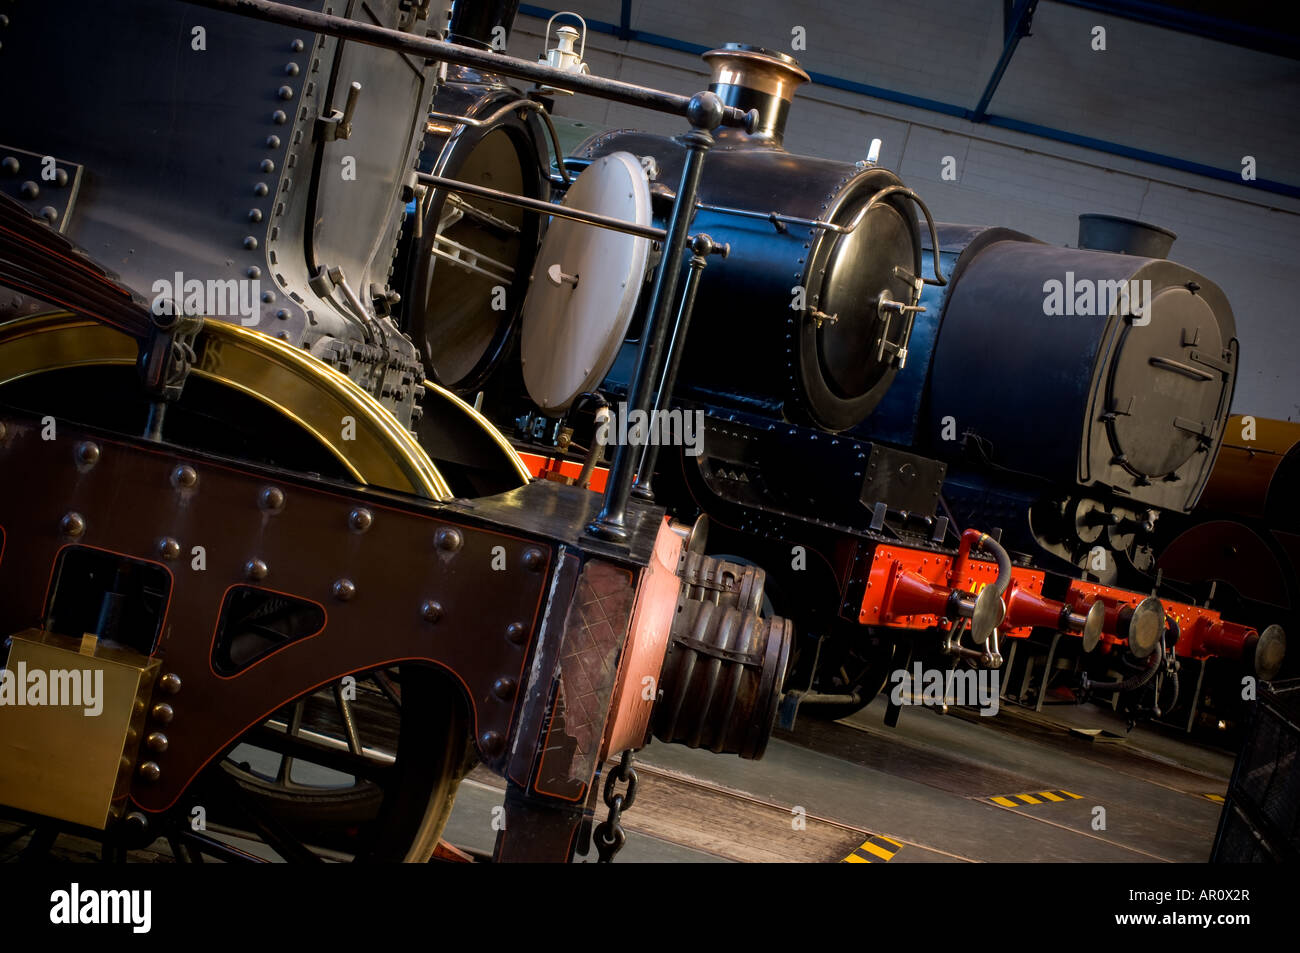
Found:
[973,0,1038,122]
[516,3,1300,199]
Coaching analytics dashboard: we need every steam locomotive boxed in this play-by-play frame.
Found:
[404,7,1286,731]
[0,0,796,863]
[0,0,1283,869]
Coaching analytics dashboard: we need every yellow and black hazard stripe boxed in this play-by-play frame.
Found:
[841,834,903,863]
[987,789,1082,807]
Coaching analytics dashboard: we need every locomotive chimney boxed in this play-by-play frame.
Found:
[702,43,810,147]
[1077,214,1177,259]
[448,0,522,50]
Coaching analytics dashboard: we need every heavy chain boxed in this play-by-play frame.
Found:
[592,749,637,863]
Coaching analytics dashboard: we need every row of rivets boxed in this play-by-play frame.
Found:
[138,674,181,783]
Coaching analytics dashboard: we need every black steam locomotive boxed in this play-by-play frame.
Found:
[0,0,799,863]
[406,6,1283,730]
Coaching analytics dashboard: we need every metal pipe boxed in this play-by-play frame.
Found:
[631,234,721,501]
[587,95,722,541]
[578,405,612,490]
[179,0,756,130]
[415,172,665,239]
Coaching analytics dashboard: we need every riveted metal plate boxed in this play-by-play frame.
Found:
[0,411,554,813]
[0,145,82,234]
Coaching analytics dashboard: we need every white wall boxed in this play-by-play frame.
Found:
[508,2,1300,420]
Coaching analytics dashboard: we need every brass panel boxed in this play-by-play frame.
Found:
[0,629,160,829]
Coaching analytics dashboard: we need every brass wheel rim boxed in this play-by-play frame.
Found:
[0,312,451,499]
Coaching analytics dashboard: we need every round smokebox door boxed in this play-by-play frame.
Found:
[1106,286,1226,478]
[803,196,916,430]
[520,152,651,414]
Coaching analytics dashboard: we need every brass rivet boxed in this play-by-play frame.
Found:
[146,732,169,753]
[259,485,285,512]
[159,673,183,695]
[60,512,86,538]
[75,440,100,466]
[421,600,444,623]
[505,622,527,645]
[171,465,198,489]
[478,731,504,757]
[332,578,357,601]
[245,558,269,581]
[435,527,463,553]
[492,677,516,700]
[138,761,162,783]
[151,702,175,724]
[349,508,373,533]
[158,537,181,560]
[522,548,544,571]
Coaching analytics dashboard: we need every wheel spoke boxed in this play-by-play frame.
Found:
[275,699,305,785]
[372,669,402,710]
[334,683,364,756]
[244,723,394,784]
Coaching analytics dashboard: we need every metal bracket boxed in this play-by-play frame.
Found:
[875,292,924,369]
[317,81,362,142]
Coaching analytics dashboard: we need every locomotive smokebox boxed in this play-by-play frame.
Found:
[925,231,1237,514]
[1078,214,1177,259]
[703,43,810,147]
[578,45,927,432]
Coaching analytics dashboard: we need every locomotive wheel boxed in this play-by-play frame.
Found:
[172,665,470,863]
[0,312,452,497]
[0,310,516,861]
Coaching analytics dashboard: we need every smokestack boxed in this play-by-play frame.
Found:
[702,44,810,148]
[448,0,521,50]
[1077,214,1177,259]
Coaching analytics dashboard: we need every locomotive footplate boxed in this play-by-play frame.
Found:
[0,406,794,860]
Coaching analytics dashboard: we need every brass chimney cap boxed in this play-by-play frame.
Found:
[703,43,811,99]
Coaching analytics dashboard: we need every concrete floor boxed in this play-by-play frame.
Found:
[441,696,1232,863]
[0,696,1233,863]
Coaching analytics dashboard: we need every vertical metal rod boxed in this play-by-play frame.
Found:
[631,234,718,502]
[587,94,723,541]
